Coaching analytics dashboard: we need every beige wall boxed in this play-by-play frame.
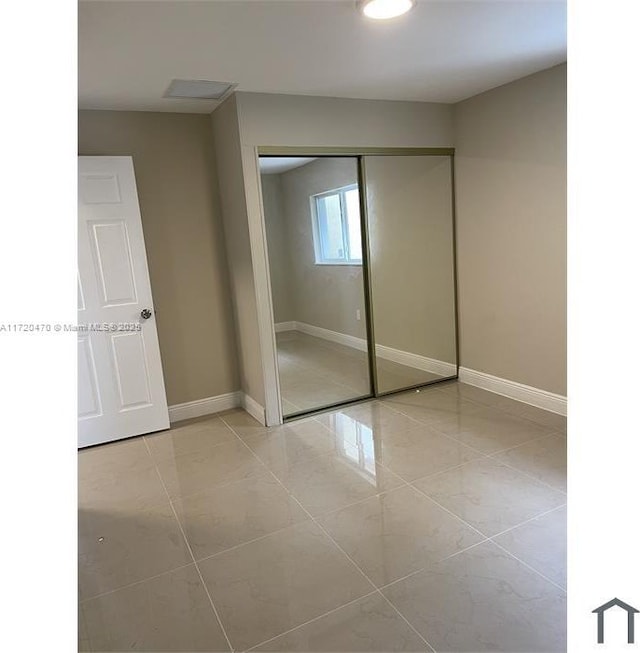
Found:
[365,155,456,363]
[237,93,454,148]
[278,158,366,339]
[211,96,266,408]
[261,174,294,324]
[78,110,239,406]
[454,64,567,394]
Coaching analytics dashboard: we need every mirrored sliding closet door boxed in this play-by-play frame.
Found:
[364,155,458,394]
[260,156,372,418]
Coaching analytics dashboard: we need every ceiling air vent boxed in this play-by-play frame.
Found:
[163,79,237,100]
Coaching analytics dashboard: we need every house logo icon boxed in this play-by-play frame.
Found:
[592,598,640,644]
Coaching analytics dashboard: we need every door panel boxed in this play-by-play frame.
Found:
[78,156,169,447]
[110,332,153,409]
[79,172,122,204]
[78,337,102,419]
[89,220,138,306]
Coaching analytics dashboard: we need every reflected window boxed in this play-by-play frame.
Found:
[332,414,376,479]
[311,185,362,265]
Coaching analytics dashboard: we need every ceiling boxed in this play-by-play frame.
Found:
[259,157,317,174]
[79,0,567,114]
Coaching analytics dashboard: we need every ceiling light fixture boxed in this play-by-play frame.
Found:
[357,0,416,20]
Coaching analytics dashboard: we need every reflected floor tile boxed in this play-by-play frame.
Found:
[493,505,567,589]
[377,424,484,481]
[320,403,421,440]
[78,501,193,599]
[254,593,428,652]
[383,541,566,652]
[492,434,567,492]
[156,439,265,499]
[432,403,555,454]
[172,472,309,560]
[276,333,371,413]
[286,383,366,412]
[413,458,565,537]
[319,485,484,587]
[145,416,237,462]
[282,398,302,415]
[243,420,337,471]
[198,520,374,651]
[376,361,443,394]
[274,452,405,517]
[219,408,267,439]
[82,564,230,652]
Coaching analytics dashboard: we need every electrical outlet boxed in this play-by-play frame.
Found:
[356,309,361,321]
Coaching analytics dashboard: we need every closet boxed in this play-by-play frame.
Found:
[258,149,458,419]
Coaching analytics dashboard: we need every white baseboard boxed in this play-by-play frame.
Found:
[168,392,241,423]
[458,367,567,416]
[276,321,456,378]
[295,321,369,352]
[275,321,296,333]
[242,393,266,425]
[169,392,267,426]
[375,344,457,377]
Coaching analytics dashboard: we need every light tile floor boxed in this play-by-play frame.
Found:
[79,381,567,652]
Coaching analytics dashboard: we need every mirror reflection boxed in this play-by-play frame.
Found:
[260,156,371,417]
[365,155,458,393]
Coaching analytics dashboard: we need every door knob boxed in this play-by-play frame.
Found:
[140,308,153,320]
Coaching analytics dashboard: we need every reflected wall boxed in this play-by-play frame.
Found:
[364,155,457,393]
[261,156,372,417]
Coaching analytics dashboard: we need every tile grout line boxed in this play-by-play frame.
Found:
[376,417,565,496]
[488,457,567,495]
[402,442,566,498]
[79,561,195,604]
[407,481,489,540]
[192,518,314,565]
[230,398,568,625]
[371,538,492,597]
[176,405,563,575]
[227,405,560,593]
[83,398,565,650]
[142,436,236,653]
[432,383,567,430]
[490,539,567,594]
[408,473,566,548]
[301,479,410,520]
[221,415,438,653]
[381,389,560,454]
[378,398,509,457]
[408,473,568,594]
[146,402,564,650]
[488,502,567,540]
[242,589,381,652]
[375,593,437,653]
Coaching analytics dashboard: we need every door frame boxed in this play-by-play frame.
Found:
[249,146,458,426]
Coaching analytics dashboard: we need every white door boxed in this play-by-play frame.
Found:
[78,156,169,447]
